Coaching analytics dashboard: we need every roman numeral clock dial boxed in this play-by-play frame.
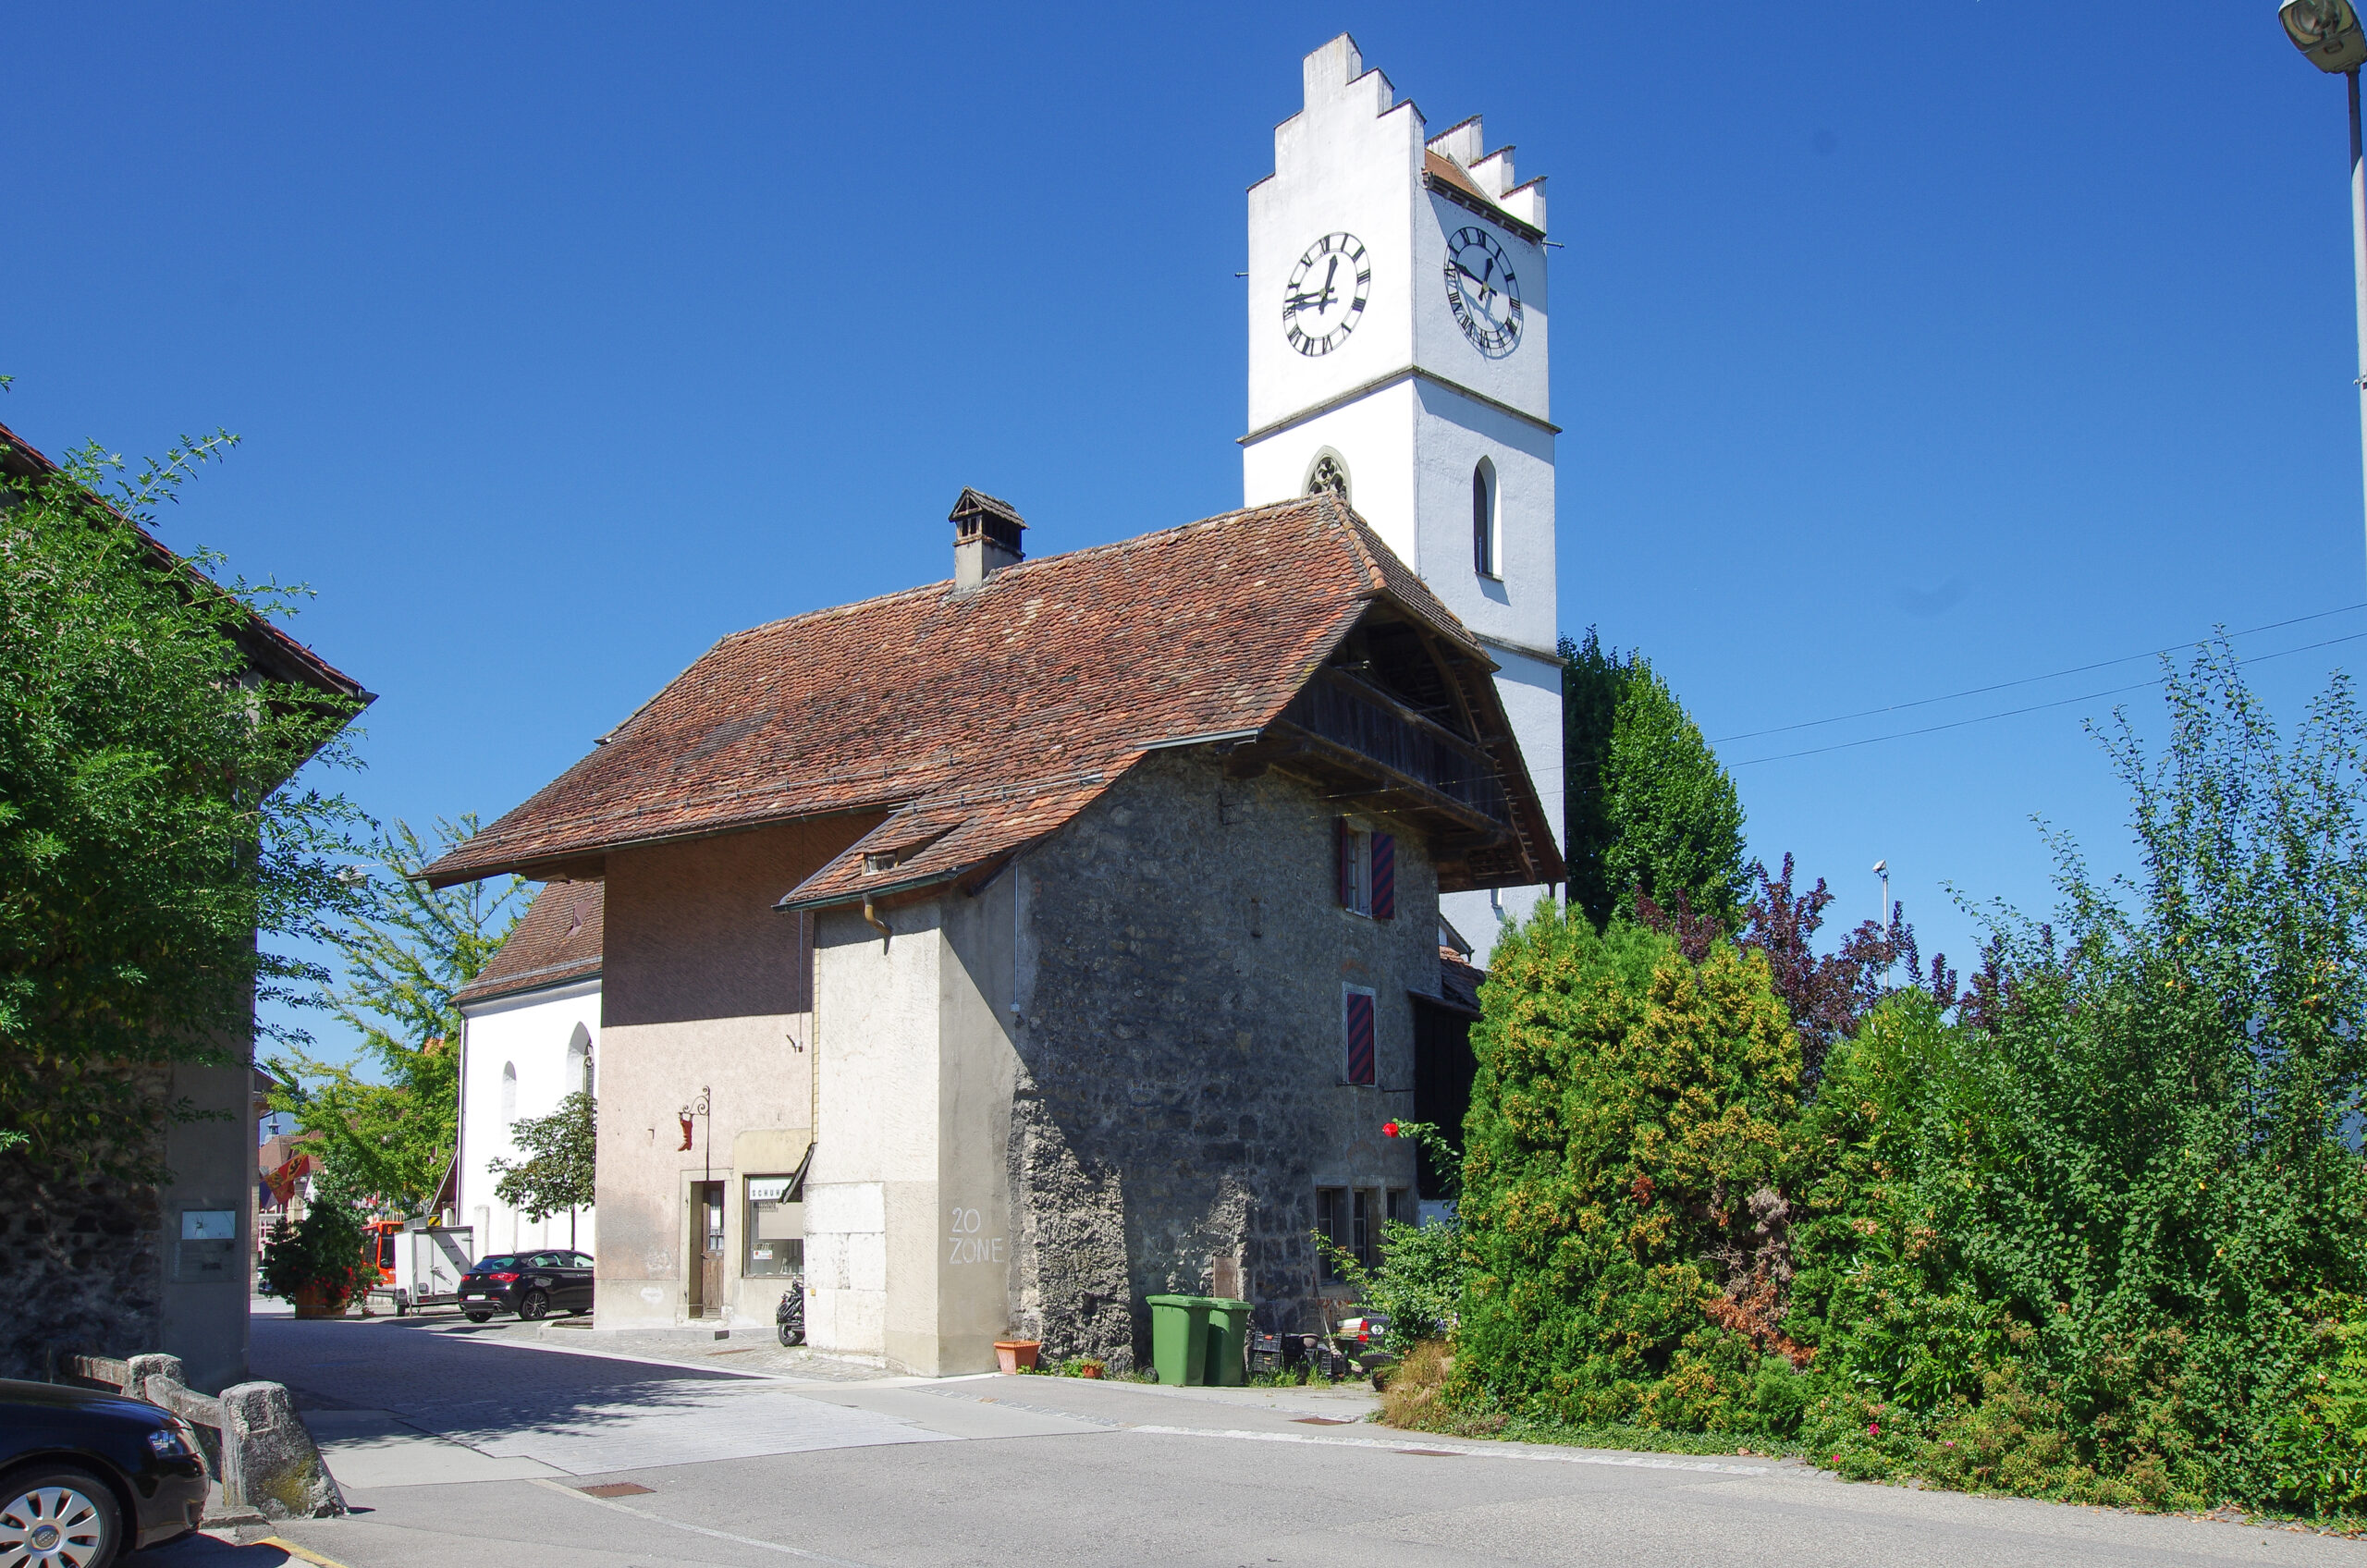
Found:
[1445,226,1523,358]
[1283,232,1370,356]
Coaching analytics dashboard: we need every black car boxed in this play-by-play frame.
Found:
[0,1378,210,1566]
[459,1250,595,1321]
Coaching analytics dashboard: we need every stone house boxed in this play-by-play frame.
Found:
[424,490,1557,1374]
[0,420,370,1390]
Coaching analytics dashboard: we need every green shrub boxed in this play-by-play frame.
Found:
[1448,911,1797,1430]
[1431,645,2367,1520]
[258,1202,371,1306]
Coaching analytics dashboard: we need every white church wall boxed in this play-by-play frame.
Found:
[1411,187,1551,420]
[458,978,600,1261]
[1240,379,1418,563]
[1246,37,1422,435]
[1406,381,1558,661]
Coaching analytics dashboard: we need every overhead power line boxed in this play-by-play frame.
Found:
[1728,628,2367,768]
[1712,602,2367,746]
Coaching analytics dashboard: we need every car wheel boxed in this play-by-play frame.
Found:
[464,1311,492,1323]
[0,1466,124,1568]
[519,1288,550,1321]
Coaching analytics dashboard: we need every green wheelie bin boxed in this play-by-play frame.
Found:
[1202,1297,1254,1386]
[1147,1294,1211,1385]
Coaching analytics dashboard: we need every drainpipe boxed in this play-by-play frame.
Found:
[862,895,890,945]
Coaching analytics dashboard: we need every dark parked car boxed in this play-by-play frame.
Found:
[459,1250,595,1322]
[0,1378,210,1566]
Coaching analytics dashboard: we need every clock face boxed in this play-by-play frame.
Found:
[1444,226,1523,358]
[1283,232,1370,357]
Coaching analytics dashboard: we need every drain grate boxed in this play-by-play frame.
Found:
[577,1482,655,1498]
[1291,1415,1355,1425]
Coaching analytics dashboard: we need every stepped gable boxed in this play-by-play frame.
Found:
[452,882,604,1007]
[423,492,1555,902]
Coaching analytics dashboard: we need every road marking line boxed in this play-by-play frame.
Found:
[528,1475,877,1565]
[1123,1425,1777,1476]
[256,1537,357,1568]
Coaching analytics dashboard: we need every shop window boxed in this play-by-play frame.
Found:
[745,1173,804,1277]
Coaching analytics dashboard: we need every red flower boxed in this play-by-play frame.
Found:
[1382,1121,1400,1137]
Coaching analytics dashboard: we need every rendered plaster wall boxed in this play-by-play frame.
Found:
[1006,746,1433,1368]
[803,873,1019,1376]
[593,816,875,1330]
[457,978,601,1258]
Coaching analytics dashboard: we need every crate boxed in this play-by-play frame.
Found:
[1247,1331,1287,1378]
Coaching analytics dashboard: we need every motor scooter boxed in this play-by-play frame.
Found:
[776,1281,805,1346]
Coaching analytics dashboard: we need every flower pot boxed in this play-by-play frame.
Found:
[993,1340,1041,1374]
[292,1282,350,1320]
[1077,1364,1105,1379]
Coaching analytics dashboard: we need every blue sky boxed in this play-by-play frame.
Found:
[9,2,2365,1066]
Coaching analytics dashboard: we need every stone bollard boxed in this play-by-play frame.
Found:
[216,1382,347,1520]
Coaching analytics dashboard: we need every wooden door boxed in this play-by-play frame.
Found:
[693,1182,725,1318]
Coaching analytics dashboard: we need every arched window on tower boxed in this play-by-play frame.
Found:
[1472,459,1498,578]
[564,1024,591,1098]
[1306,449,1350,505]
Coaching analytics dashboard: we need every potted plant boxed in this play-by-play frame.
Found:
[993,1338,1042,1374]
[260,1204,372,1319]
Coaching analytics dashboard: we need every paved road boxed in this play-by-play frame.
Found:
[134,1307,2366,1568]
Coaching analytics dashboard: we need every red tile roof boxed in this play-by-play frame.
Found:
[452,883,604,1007]
[423,494,1559,901]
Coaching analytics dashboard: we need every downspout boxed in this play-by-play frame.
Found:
[862,895,891,945]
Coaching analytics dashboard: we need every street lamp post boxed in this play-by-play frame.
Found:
[1872,859,1890,930]
[2281,0,2367,574]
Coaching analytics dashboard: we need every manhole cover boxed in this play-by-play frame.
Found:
[577,1483,655,1498]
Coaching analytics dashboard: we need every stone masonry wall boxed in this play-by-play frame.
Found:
[1006,745,1435,1367]
[0,1163,166,1382]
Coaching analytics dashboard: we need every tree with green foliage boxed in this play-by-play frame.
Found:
[1560,631,1748,932]
[491,1089,596,1248]
[1437,638,2367,1519]
[1446,908,1800,1429]
[1785,640,2367,1511]
[270,818,522,1214]
[0,421,363,1179]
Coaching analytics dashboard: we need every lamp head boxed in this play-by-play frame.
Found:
[1872,859,1888,876]
[2283,0,2367,72]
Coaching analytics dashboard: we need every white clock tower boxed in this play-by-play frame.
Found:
[1245,35,1563,952]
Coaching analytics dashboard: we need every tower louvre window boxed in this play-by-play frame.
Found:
[1473,459,1498,578]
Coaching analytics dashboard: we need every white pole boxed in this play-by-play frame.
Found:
[2350,67,2367,575]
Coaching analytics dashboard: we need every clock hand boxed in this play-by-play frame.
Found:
[1321,255,1340,292]
[1453,263,1499,305]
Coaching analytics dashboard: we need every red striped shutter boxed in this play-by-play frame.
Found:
[1343,990,1376,1084]
[1337,817,1355,908]
[1371,832,1395,920]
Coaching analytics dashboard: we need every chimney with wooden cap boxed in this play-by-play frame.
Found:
[950,488,1025,592]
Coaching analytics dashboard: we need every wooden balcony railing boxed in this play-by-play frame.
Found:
[1279,671,1510,825]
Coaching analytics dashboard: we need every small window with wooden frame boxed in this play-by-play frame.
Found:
[1335,819,1395,920]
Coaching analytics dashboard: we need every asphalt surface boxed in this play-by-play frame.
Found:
[128,1305,2367,1568]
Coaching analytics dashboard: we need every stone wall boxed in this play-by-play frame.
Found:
[0,1166,165,1382]
[0,1049,255,1390]
[1006,744,1434,1366]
